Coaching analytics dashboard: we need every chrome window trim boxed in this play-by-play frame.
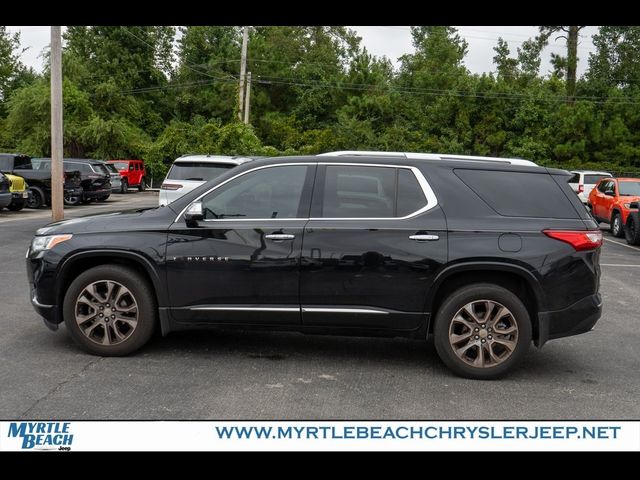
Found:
[173,162,438,223]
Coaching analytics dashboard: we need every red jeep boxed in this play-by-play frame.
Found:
[107,160,146,193]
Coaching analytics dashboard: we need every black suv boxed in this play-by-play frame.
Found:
[26,153,603,379]
[33,158,112,205]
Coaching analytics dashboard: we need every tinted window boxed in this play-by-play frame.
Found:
[597,180,609,193]
[168,161,235,181]
[455,169,578,218]
[619,181,640,196]
[569,173,580,183]
[322,166,396,218]
[0,155,14,170]
[92,164,110,175]
[397,168,427,216]
[201,165,309,219]
[584,174,610,185]
[64,162,92,173]
[104,163,118,174]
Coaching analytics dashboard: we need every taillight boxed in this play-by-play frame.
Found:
[543,229,603,251]
[578,184,584,193]
[161,183,183,190]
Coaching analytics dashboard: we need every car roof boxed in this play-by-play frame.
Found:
[616,177,640,182]
[107,159,143,162]
[37,157,104,165]
[174,155,253,165]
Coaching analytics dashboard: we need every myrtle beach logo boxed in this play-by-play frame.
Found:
[7,422,73,450]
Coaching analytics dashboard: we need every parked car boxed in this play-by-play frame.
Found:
[158,155,253,206]
[588,177,640,238]
[4,173,29,211]
[0,153,83,209]
[34,158,112,205]
[568,170,613,205]
[107,159,145,193]
[27,152,602,380]
[0,172,11,209]
[100,161,122,193]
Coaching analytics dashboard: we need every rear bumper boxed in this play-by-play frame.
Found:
[536,293,602,348]
[83,188,111,199]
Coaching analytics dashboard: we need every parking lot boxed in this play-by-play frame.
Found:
[1,192,638,420]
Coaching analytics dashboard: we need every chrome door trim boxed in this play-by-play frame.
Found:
[301,307,389,315]
[174,162,439,223]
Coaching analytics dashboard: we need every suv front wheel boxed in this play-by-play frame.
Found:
[611,212,624,238]
[434,283,532,380]
[63,265,156,356]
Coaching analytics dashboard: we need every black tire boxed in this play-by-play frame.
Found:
[26,187,44,209]
[63,265,157,356]
[433,283,532,380]
[611,212,624,238]
[8,199,24,211]
[121,179,128,194]
[97,194,110,202]
[138,177,146,192]
[81,196,93,204]
[625,212,640,246]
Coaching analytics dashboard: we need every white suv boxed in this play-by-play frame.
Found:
[568,170,613,205]
[159,155,253,206]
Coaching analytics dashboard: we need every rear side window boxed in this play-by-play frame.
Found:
[454,169,578,218]
[167,161,235,181]
[318,165,428,218]
[397,168,427,216]
[584,174,610,185]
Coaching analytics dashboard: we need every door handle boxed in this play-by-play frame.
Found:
[265,234,295,241]
[409,234,439,241]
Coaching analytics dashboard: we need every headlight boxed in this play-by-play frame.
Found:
[30,234,73,254]
[623,203,631,209]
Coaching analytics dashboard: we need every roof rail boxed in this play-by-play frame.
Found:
[318,150,538,167]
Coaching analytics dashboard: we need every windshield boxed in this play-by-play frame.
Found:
[619,181,640,196]
[112,162,129,170]
[167,161,235,181]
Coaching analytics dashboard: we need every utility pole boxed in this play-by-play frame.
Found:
[566,26,579,103]
[243,71,251,124]
[50,26,64,222]
[238,26,249,121]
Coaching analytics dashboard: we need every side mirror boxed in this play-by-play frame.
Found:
[630,202,639,209]
[184,201,204,226]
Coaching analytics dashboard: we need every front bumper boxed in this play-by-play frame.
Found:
[30,284,59,331]
[536,293,602,348]
[65,187,84,197]
[12,191,29,200]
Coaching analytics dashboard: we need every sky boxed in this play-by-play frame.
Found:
[6,25,599,77]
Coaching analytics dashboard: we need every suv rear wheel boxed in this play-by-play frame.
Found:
[63,265,157,356]
[434,283,532,380]
[611,212,624,238]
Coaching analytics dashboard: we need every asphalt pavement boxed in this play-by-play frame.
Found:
[0,193,638,419]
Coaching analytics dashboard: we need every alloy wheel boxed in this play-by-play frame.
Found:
[74,280,138,346]
[448,300,519,368]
